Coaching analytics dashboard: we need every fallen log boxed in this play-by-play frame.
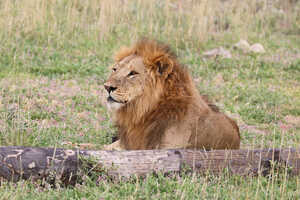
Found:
[0,146,299,185]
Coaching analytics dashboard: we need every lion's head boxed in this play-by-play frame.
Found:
[104,39,189,119]
[104,55,146,110]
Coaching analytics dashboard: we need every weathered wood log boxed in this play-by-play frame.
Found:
[0,146,299,185]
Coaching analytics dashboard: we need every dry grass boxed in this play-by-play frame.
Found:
[0,0,298,46]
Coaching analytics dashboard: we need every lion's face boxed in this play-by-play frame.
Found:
[104,55,148,110]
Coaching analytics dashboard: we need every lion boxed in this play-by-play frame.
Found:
[103,38,240,150]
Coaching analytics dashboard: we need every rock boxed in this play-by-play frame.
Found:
[250,43,266,53]
[233,40,266,54]
[233,39,251,52]
[203,47,232,59]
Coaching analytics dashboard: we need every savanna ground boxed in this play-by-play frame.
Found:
[0,0,299,199]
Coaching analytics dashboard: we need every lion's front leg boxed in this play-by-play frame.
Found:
[103,140,124,151]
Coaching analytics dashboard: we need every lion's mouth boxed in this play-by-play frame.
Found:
[107,96,126,104]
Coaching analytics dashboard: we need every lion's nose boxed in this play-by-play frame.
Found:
[104,85,117,93]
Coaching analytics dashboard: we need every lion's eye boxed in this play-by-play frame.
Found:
[112,68,117,72]
[128,71,139,77]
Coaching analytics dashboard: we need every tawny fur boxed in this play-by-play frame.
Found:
[104,38,240,150]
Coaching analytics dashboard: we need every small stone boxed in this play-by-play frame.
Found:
[28,162,36,169]
[233,39,251,52]
[250,43,265,53]
[203,47,232,59]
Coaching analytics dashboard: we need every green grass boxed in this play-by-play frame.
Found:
[0,0,300,199]
[0,174,299,200]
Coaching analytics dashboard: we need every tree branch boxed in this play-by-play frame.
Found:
[0,146,299,185]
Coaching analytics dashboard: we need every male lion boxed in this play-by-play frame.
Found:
[103,39,240,150]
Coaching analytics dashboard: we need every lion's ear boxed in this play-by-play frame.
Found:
[153,55,173,78]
